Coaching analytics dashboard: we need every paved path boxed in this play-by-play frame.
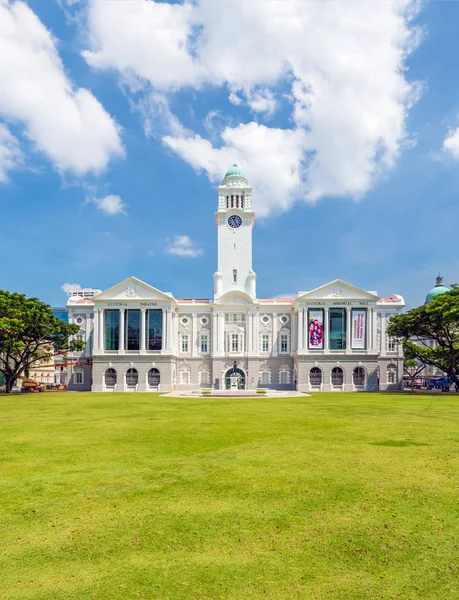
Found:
[159,390,310,398]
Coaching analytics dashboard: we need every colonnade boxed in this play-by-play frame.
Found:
[91,305,382,356]
[296,306,379,353]
[93,307,174,353]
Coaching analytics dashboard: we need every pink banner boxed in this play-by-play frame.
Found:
[351,310,366,349]
[308,310,324,349]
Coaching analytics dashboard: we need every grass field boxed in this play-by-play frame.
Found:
[0,392,458,599]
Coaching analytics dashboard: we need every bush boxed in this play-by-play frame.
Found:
[201,390,212,395]
[256,389,267,394]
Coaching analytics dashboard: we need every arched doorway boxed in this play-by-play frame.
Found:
[148,368,160,388]
[225,368,245,390]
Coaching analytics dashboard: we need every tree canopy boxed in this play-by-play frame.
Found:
[387,286,459,386]
[0,291,83,393]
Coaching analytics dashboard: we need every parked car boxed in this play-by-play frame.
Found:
[427,377,452,390]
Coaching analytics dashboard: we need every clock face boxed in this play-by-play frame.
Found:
[228,215,242,229]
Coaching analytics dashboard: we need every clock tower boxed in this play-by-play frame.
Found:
[214,164,256,301]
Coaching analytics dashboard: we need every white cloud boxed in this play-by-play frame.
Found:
[87,194,126,216]
[0,123,23,182]
[443,128,459,160]
[61,282,82,293]
[246,89,277,116]
[83,1,202,90]
[164,123,306,216]
[0,0,123,176]
[131,91,190,139]
[165,235,203,258]
[229,87,277,116]
[82,0,420,215]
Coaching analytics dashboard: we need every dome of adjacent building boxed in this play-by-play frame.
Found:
[223,164,246,180]
[425,275,450,304]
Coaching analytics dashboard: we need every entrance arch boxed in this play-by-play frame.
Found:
[224,368,245,390]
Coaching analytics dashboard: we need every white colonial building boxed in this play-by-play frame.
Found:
[66,164,405,393]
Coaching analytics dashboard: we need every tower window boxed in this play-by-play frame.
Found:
[225,313,245,323]
[233,269,237,283]
[231,334,239,352]
[231,195,234,207]
[241,196,244,208]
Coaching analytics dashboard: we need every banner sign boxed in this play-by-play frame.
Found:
[351,309,366,349]
[308,310,324,349]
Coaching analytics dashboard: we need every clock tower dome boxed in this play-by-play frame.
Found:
[214,164,256,301]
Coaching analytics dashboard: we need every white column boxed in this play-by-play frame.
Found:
[161,308,167,353]
[367,307,372,350]
[99,309,104,351]
[171,310,177,354]
[254,312,259,355]
[211,311,217,356]
[291,312,297,353]
[272,313,278,357]
[247,311,254,354]
[140,308,146,352]
[302,308,306,350]
[218,312,225,353]
[324,307,329,352]
[192,314,198,357]
[166,309,173,351]
[298,308,303,351]
[381,312,387,356]
[346,306,352,352]
[119,309,125,353]
[84,313,90,356]
[93,309,100,352]
[372,307,378,352]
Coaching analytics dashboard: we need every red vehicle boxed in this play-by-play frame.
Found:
[21,378,44,393]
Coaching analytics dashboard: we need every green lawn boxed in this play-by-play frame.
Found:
[0,392,458,600]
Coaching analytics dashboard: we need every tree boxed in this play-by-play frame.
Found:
[402,345,426,388]
[0,291,84,393]
[387,286,459,388]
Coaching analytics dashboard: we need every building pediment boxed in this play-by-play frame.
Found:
[297,280,379,302]
[94,276,175,303]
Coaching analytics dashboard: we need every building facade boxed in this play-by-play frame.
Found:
[66,165,405,393]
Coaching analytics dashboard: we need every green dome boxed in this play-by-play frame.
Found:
[425,275,450,304]
[223,164,246,180]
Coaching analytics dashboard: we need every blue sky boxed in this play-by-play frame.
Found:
[1,0,459,309]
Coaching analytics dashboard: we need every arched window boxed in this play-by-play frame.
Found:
[198,364,210,385]
[148,368,160,387]
[387,363,397,384]
[241,196,244,208]
[231,195,234,207]
[310,367,322,386]
[279,364,290,384]
[259,364,271,385]
[226,196,229,208]
[331,367,344,385]
[180,366,191,385]
[126,368,138,386]
[353,367,365,386]
[105,368,117,386]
